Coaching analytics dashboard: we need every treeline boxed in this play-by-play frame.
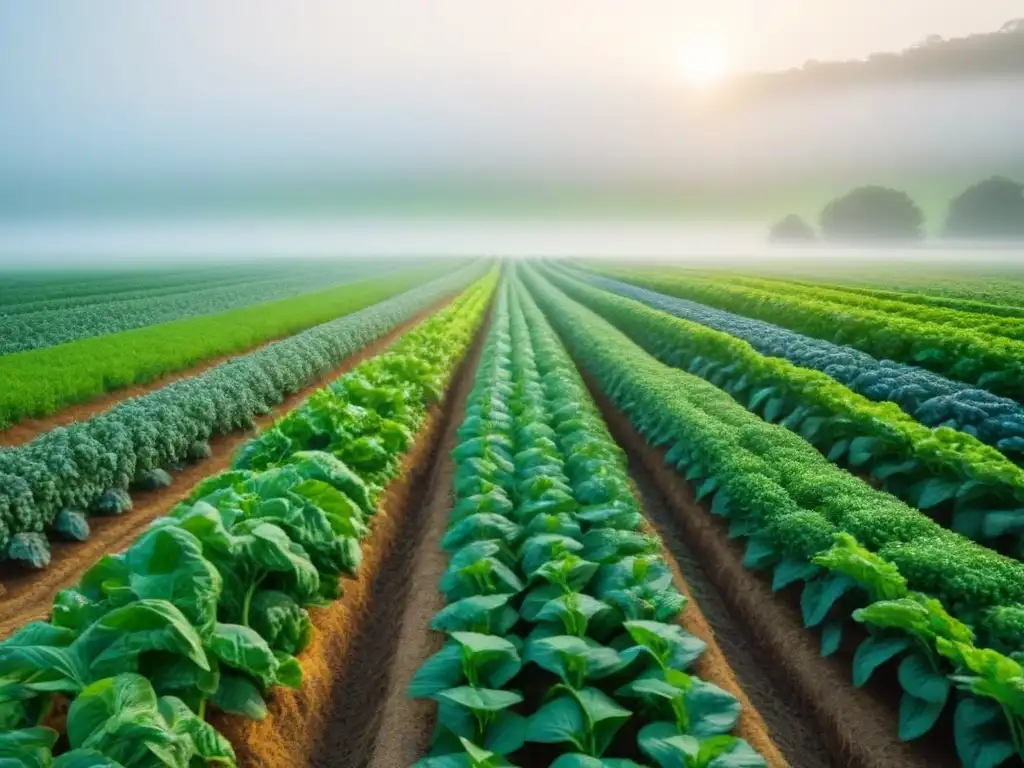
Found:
[737,20,1024,97]
[769,176,1024,243]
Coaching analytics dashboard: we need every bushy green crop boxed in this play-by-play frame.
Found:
[544,266,1024,555]
[520,263,1024,651]
[0,262,490,567]
[0,270,495,766]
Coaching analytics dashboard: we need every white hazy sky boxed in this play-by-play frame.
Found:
[0,1,1021,195]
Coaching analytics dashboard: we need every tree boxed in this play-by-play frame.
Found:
[819,186,925,242]
[944,176,1024,239]
[768,214,816,243]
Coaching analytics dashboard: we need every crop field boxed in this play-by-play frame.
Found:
[1,257,1023,768]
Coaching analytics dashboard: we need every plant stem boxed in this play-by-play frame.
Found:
[198,697,208,721]
[242,574,265,627]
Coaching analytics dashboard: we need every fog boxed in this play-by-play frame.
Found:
[1,77,1021,224]
[1,2,1022,237]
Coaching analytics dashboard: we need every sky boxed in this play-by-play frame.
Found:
[0,1,1022,218]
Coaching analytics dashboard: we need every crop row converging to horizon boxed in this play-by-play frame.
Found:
[1,258,1023,768]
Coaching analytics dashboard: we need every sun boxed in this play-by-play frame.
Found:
[676,40,731,90]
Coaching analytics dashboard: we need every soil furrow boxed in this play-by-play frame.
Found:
[317,323,483,768]
[208,310,487,768]
[630,454,822,768]
[585,374,955,768]
[0,298,452,636]
[359,378,466,768]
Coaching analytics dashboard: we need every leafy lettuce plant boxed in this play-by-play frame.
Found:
[525,685,631,758]
[429,686,527,758]
[937,640,1024,767]
[410,632,524,697]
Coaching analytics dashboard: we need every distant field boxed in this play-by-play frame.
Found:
[0,258,419,354]
[680,261,1024,306]
[0,260,462,427]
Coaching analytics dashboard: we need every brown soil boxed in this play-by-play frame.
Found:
[0,298,453,638]
[322,322,485,768]
[587,377,955,768]
[207,313,487,768]
[0,293,456,448]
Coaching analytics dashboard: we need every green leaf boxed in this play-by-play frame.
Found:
[811,533,908,602]
[872,459,920,481]
[524,635,623,687]
[410,643,464,699]
[847,436,882,467]
[854,595,975,647]
[206,622,278,688]
[686,680,743,737]
[980,509,1024,539]
[527,688,630,757]
[953,698,1017,768]
[771,559,820,591]
[53,749,128,767]
[0,644,89,694]
[536,593,615,638]
[452,632,522,689]
[820,620,844,658]
[71,599,210,681]
[620,621,706,672]
[550,756,644,768]
[434,686,523,714]
[827,438,851,463]
[158,695,237,763]
[0,727,58,768]
[741,538,776,570]
[481,710,527,757]
[898,654,952,704]
[747,387,776,411]
[431,595,520,635]
[800,575,856,628]
[898,693,947,741]
[210,673,267,720]
[125,526,222,634]
[852,635,912,687]
[249,590,313,656]
[66,673,193,767]
[912,478,963,511]
[637,722,700,768]
[762,397,787,424]
[273,652,302,690]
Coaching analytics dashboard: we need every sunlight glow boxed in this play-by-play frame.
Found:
[676,40,731,90]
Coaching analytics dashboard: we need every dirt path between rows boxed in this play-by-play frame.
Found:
[586,377,955,768]
[629,457,823,767]
[209,311,488,768]
[312,321,485,768]
[0,293,456,449]
[0,298,453,638]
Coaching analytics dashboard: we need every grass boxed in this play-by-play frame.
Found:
[0,263,454,429]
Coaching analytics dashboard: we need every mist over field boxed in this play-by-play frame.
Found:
[0,2,1022,260]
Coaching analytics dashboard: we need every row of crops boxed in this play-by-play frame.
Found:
[0,259,417,355]
[576,270,1024,459]
[520,263,1024,767]
[0,270,496,766]
[0,262,488,567]
[0,262,465,429]
[585,265,1024,400]
[2,258,1023,767]
[547,267,1024,556]
[407,278,767,766]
